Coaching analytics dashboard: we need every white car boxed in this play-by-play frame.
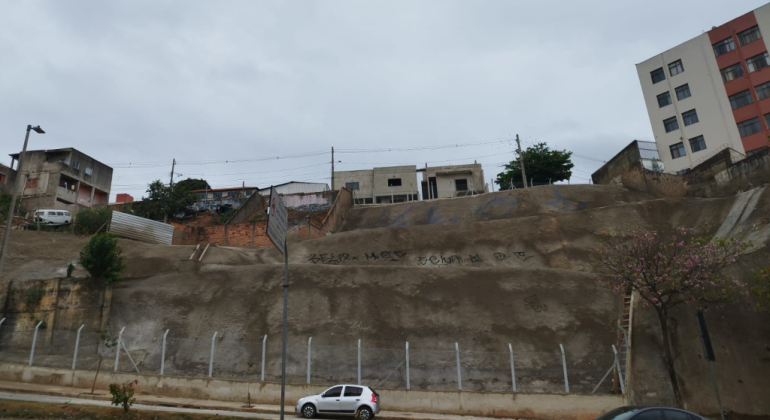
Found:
[33,209,72,225]
[295,385,380,420]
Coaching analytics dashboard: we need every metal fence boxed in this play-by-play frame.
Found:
[0,320,626,395]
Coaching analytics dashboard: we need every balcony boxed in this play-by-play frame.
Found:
[60,163,81,178]
[57,186,77,204]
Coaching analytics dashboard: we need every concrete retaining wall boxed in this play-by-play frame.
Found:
[0,363,623,420]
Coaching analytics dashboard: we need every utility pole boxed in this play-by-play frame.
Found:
[331,147,335,190]
[165,158,176,223]
[516,134,528,188]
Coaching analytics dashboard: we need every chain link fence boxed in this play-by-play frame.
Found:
[0,324,625,395]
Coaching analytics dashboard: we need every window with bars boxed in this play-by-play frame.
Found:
[668,60,684,76]
[729,90,754,109]
[738,26,762,46]
[682,109,699,126]
[689,136,707,152]
[721,63,745,82]
[669,142,686,159]
[713,37,736,57]
[747,52,770,73]
[657,91,672,107]
[663,116,679,133]
[675,84,691,100]
[651,68,666,84]
[756,81,770,100]
[737,117,763,137]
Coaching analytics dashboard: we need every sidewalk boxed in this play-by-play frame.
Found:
[0,381,512,420]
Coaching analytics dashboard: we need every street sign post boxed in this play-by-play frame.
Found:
[267,187,289,420]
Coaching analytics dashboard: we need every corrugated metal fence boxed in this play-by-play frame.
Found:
[109,211,174,245]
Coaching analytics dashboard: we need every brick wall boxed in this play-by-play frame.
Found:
[171,221,272,247]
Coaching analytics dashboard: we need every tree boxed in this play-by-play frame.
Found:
[495,142,574,189]
[109,381,137,413]
[136,180,196,221]
[175,178,210,192]
[79,233,125,285]
[594,228,749,406]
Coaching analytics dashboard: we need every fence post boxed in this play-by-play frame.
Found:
[29,320,44,366]
[261,334,267,381]
[72,324,85,370]
[509,343,517,392]
[357,339,362,385]
[160,329,169,376]
[612,344,625,394]
[307,336,312,384]
[114,326,125,372]
[560,344,569,393]
[455,342,462,391]
[209,331,218,378]
[405,341,410,391]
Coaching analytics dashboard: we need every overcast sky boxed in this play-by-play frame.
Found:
[1,0,765,200]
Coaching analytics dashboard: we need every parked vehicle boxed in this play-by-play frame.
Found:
[295,385,380,420]
[595,406,708,420]
[33,209,72,225]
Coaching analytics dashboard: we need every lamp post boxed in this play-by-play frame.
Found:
[0,125,45,277]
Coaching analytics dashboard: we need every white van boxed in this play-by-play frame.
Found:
[34,209,72,225]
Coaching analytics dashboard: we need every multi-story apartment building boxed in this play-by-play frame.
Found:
[8,148,112,213]
[637,3,770,173]
[333,166,419,204]
[420,163,487,199]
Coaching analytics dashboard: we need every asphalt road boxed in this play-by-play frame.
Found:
[0,391,277,419]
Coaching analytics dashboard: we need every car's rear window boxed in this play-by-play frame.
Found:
[595,407,641,420]
[344,386,363,397]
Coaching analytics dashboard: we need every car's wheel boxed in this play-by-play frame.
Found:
[357,406,373,420]
[301,404,317,419]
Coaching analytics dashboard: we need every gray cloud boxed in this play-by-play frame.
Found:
[1,0,762,198]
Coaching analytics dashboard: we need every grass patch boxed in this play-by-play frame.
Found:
[0,399,263,420]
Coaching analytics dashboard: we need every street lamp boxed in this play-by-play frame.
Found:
[0,125,46,278]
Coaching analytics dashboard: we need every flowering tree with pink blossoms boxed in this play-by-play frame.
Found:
[594,227,749,406]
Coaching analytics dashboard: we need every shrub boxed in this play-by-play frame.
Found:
[74,206,112,235]
[66,263,75,278]
[109,381,137,413]
[79,233,125,284]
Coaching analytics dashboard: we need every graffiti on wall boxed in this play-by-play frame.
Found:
[307,250,533,266]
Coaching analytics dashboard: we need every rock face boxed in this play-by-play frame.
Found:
[2,185,770,416]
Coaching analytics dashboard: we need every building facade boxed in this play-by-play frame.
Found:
[257,181,329,196]
[333,166,419,204]
[8,148,112,214]
[0,163,16,195]
[637,3,770,173]
[420,163,486,199]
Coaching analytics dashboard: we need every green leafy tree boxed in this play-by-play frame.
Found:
[73,206,112,235]
[175,178,210,191]
[0,194,21,220]
[594,228,749,406]
[109,381,137,413]
[136,180,196,221]
[495,142,574,189]
[79,233,125,285]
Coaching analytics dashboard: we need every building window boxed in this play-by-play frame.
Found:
[738,117,763,137]
[663,116,679,133]
[729,90,754,109]
[765,113,770,130]
[689,135,707,152]
[455,179,468,191]
[746,52,770,73]
[85,167,93,176]
[387,178,402,187]
[245,190,253,196]
[756,81,770,100]
[720,63,744,82]
[346,182,360,190]
[668,60,684,76]
[713,37,736,57]
[682,109,699,126]
[675,84,691,101]
[738,26,762,46]
[651,68,666,84]
[71,160,80,170]
[669,142,686,159]
[657,91,672,107]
